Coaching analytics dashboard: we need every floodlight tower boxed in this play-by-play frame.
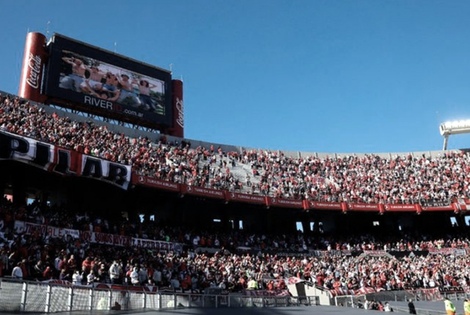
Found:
[439,120,470,150]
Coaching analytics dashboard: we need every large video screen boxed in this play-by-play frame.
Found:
[44,34,172,127]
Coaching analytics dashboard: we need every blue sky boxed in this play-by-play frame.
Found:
[1,1,470,154]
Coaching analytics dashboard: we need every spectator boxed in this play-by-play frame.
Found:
[109,260,122,284]
[247,277,258,290]
[11,261,23,279]
[170,275,180,292]
[72,270,83,285]
[408,299,416,314]
[444,298,456,315]
[384,302,393,312]
[464,299,470,315]
[87,271,96,285]
[130,267,140,285]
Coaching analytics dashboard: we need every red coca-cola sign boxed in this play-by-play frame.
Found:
[171,79,184,137]
[18,32,47,102]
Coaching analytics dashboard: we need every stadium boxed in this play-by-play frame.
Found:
[0,31,469,315]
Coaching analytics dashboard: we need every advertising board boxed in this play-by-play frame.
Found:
[44,34,173,127]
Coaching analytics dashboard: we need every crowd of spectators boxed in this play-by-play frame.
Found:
[1,195,470,296]
[2,93,470,295]
[1,93,469,206]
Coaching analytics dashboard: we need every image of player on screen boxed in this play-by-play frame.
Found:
[79,65,107,98]
[59,55,86,92]
[57,50,165,114]
[83,64,105,86]
[138,79,158,111]
[116,73,141,108]
[98,72,122,102]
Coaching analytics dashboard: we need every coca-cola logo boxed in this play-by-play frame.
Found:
[26,53,42,89]
[175,97,184,128]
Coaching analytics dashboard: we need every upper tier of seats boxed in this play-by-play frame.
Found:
[0,92,467,206]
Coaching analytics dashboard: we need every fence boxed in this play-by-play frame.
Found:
[333,289,470,315]
[0,278,319,313]
[334,294,366,308]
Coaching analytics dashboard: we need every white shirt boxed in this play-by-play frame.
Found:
[12,266,23,279]
[130,269,140,284]
[109,263,121,279]
[72,272,82,285]
[87,272,95,284]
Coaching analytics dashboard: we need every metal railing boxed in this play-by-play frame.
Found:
[0,278,319,313]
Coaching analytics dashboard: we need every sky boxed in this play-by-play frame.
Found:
[1,1,470,154]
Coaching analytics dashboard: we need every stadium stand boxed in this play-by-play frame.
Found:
[1,92,469,205]
[2,91,470,313]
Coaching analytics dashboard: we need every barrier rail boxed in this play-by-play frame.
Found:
[0,278,319,313]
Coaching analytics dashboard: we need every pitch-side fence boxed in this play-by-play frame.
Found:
[0,278,319,313]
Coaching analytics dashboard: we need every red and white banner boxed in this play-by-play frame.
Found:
[286,277,304,285]
[329,286,381,297]
[14,220,80,239]
[309,201,342,210]
[348,203,381,211]
[80,231,132,247]
[407,288,442,300]
[383,204,418,211]
[132,237,176,251]
[457,198,470,211]
[428,248,467,256]
[181,184,225,199]
[268,197,305,209]
[243,289,290,297]
[13,220,179,252]
[132,175,180,192]
[225,191,266,204]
